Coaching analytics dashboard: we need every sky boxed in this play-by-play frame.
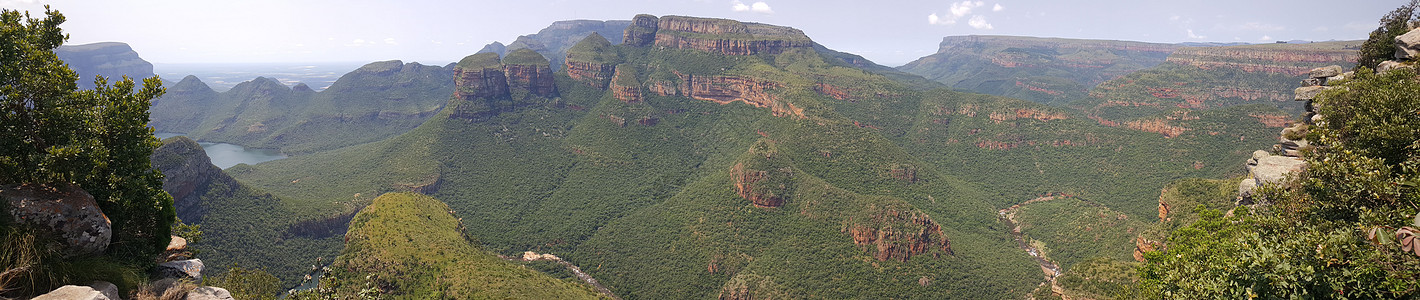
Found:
[0,0,1406,66]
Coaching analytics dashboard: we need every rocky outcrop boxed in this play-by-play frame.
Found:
[2,184,111,257]
[502,49,559,97]
[730,140,794,207]
[623,14,660,47]
[565,33,621,88]
[454,53,511,101]
[676,72,803,118]
[610,64,643,102]
[32,281,120,300]
[54,42,155,89]
[623,15,813,56]
[1396,29,1420,60]
[844,209,954,262]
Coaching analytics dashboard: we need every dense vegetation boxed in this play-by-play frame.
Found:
[1139,63,1420,299]
[289,192,607,299]
[1358,0,1418,70]
[0,7,172,296]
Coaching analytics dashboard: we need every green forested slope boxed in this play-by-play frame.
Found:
[297,192,607,299]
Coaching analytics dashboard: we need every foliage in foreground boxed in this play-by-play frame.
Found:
[0,7,172,297]
[1140,66,1420,299]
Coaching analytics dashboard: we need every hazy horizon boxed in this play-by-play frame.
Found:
[2,0,1404,66]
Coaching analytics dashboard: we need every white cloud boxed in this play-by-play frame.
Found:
[732,0,772,13]
[0,0,39,6]
[383,38,398,45]
[1186,29,1206,39]
[1169,15,1180,21]
[951,1,984,17]
[968,15,993,29]
[1260,35,1272,41]
[930,1,997,26]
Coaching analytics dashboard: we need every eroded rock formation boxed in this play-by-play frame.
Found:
[610,64,643,102]
[677,71,803,117]
[1166,45,1358,76]
[843,208,954,262]
[453,52,510,101]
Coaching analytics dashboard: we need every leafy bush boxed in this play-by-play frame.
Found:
[1358,0,1420,70]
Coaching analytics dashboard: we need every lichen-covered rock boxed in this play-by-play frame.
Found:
[2,184,111,257]
[186,286,236,300]
[1251,155,1306,185]
[1396,29,1420,60]
[1238,178,1258,200]
[1294,86,1329,101]
[1308,65,1343,79]
[158,258,205,280]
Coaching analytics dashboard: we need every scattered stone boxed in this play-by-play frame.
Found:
[1309,65,1343,79]
[1294,86,1329,101]
[1302,77,1322,87]
[1311,114,1323,124]
[91,281,119,300]
[2,183,112,257]
[186,286,236,300]
[158,258,205,280]
[1396,29,1420,60]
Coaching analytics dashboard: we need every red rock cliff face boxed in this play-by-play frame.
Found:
[453,67,509,100]
[843,209,953,262]
[676,71,803,118]
[566,60,616,88]
[653,33,811,56]
[503,64,558,97]
[610,65,643,102]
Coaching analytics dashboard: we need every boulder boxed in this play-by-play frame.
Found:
[1301,77,1323,87]
[1396,29,1420,60]
[1238,178,1258,200]
[158,258,205,280]
[187,286,236,300]
[167,235,188,251]
[1310,114,1323,124]
[1379,60,1406,73]
[2,183,111,257]
[32,282,119,300]
[1294,86,1329,101]
[1251,156,1306,185]
[1309,65,1343,79]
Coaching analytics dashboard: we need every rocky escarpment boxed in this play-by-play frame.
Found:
[565,33,621,88]
[451,50,560,120]
[1166,43,1359,76]
[610,64,643,102]
[844,208,954,262]
[2,183,111,257]
[150,136,231,222]
[673,71,803,118]
[623,14,813,56]
[1235,65,1346,204]
[54,42,155,89]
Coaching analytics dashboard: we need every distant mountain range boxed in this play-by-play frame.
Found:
[55,42,155,89]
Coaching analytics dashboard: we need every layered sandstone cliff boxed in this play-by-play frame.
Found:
[453,52,511,101]
[610,64,643,102]
[844,208,954,262]
[1165,42,1359,76]
[565,33,621,88]
[502,49,559,97]
[622,14,813,56]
